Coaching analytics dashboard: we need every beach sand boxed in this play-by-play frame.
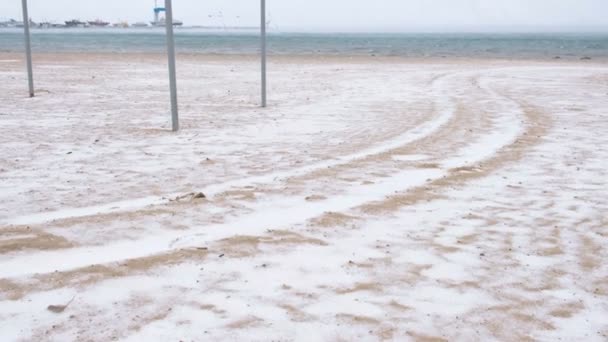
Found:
[1,53,607,341]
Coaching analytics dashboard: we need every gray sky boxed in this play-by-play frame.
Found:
[2,0,607,32]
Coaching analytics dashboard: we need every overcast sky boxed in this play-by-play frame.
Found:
[2,0,607,32]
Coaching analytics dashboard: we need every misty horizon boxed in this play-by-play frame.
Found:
[2,0,608,33]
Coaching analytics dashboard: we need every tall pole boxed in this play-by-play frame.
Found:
[165,0,179,131]
[21,0,34,97]
[260,0,267,107]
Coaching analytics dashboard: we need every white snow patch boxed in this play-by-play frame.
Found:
[392,154,430,161]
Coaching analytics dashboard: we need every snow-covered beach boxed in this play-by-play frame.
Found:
[1,53,607,340]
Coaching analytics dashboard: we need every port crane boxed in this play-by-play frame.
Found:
[154,0,165,24]
[152,0,182,26]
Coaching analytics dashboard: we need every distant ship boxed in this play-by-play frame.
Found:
[1,19,65,28]
[15,19,38,28]
[0,19,19,28]
[131,22,149,27]
[37,22,65,28]
[112,21,129,28]
[151,18,183,27]
[88,19,110,27]
[65,19,87,28]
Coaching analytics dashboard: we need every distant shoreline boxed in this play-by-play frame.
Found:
[1,27,608,34]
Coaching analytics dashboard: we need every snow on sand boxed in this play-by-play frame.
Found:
[0,54,607,341]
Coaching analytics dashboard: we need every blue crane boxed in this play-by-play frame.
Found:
[154,0,166,23]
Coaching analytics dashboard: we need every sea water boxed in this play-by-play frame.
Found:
[0,28,607,59]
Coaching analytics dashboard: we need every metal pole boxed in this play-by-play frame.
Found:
[165,0,179,131]
[260,0,267,107]
[21,0,34,97]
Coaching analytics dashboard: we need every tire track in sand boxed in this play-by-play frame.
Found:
[0,67,531,285]
[4,72,458,227]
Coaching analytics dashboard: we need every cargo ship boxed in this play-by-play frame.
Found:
[151,18,183,27]
[88,19,110,27]
[112,21,130,28]
[65,19,87,27]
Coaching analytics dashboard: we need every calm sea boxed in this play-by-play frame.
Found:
[1,28,607,59]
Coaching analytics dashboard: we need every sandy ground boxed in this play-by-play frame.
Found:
[0,53,607,341]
